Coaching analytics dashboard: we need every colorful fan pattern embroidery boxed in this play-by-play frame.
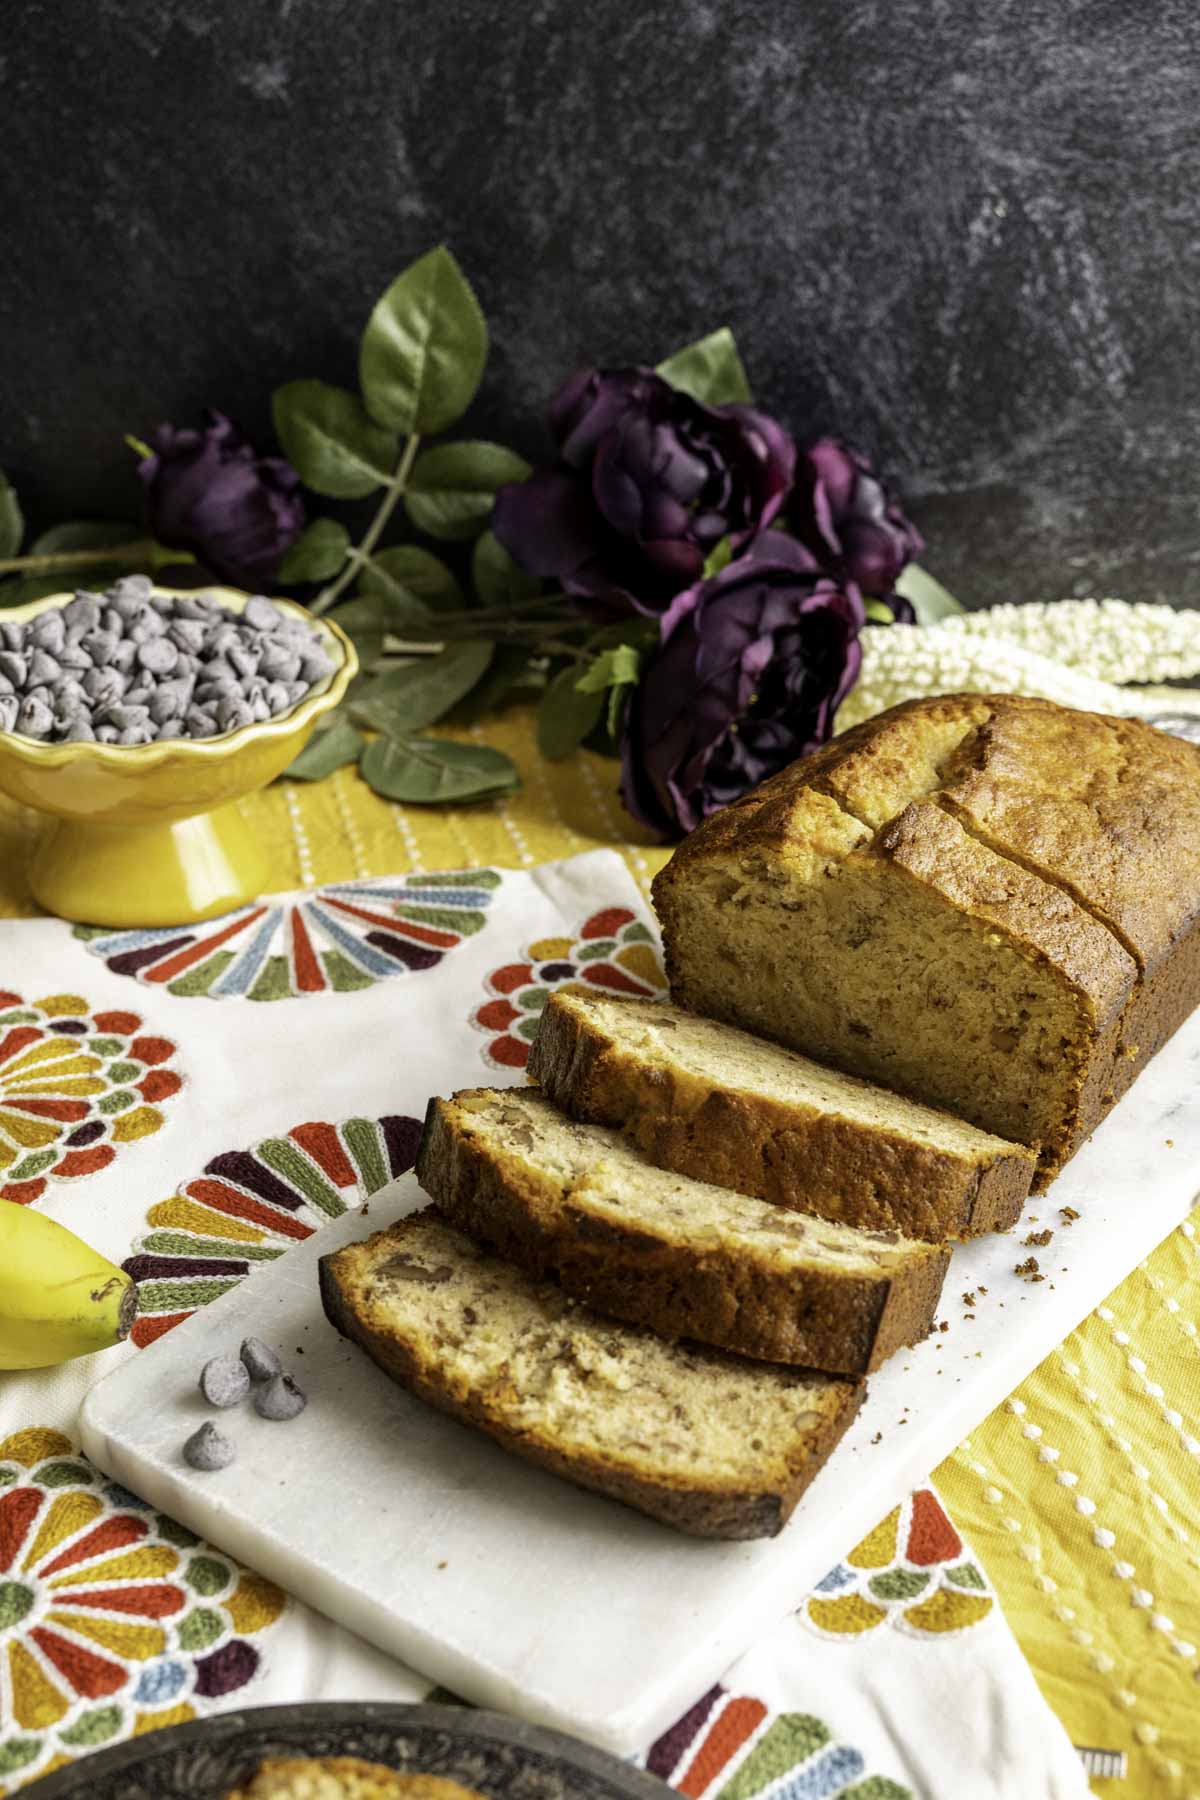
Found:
[122,1115,422,1347]
[0,993,182,1207]
[73,871,502,1002]
[647,1683,911,1800]
[802,1489,994,1638]
[0,1427,284,1794]
[472,906,666,1068]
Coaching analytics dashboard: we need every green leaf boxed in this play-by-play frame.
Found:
[272,380,398,499]
[472,529,541,607]
[864,597,895,624]
[353,640,494,733]
[606,680,631,738]
[361,734,519,804]
[537,661,605,760]
[282,719,365,780]
[277,519,351,583]
[656,327,751,407]
[892,562,965,624]
[0,473,22,559]
[29,521,141,556]
[448,643,535,724]
[405,442,531,541]
[576,642,642,694]
[702,535,735,579]
[360,545,463,614]
[358,245,489,435]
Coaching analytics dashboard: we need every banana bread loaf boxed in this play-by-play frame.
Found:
[319,1211,863,1538]
[419,1087,949,1373]
[226,1763,482,1799]
[528,989,1034,1239]
[653,694,1200,1188]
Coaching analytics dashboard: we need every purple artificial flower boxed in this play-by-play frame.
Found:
[137,410,305,588]
[788,438,923,622]
[620,532,865,840]
[493,368,795,616]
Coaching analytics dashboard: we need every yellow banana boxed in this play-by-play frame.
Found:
[0,1198,138,1369]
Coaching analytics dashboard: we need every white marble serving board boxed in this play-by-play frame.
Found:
[80,1009,1200,1756]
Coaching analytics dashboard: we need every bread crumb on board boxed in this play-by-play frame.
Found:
[1024,1228,1053,1248]
[1014,1257,1045,1283]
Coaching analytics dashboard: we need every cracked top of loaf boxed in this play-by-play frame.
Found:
[657,693,1200,975]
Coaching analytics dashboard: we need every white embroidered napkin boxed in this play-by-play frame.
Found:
[0,850,1085,1797]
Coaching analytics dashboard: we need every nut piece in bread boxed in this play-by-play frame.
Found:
[320,1211,863,1539]
[654,694,1199,1187]
[528,988,1034,1240]
[419,1086,949,1373]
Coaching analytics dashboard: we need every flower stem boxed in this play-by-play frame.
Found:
[310,434,422,615]
[0,539,160,577]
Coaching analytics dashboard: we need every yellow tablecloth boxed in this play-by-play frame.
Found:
[2,705,1196,1796]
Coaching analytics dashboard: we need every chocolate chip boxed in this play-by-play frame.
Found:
[253,1373,306,1421]
[183,1423,236,1472]
[240,1337,282,1382]
[199,1354,251,1409]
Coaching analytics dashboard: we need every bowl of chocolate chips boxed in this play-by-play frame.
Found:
[0,578,356,926]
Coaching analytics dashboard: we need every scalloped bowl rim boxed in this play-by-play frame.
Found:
[0,585,356,771]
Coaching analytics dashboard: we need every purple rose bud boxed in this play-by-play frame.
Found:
[787,437,923,621]
[619,533,865,839]
[137,410,306,589]
[494,368,796,617]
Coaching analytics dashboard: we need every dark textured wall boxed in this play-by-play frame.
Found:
[5,1,1199,607]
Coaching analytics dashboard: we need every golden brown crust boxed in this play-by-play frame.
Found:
[319,1223,863,1541]
[419,1092,949,1374]
[226,1763,483,1800]
[529,990,1033,1241]
[653,693,1200,1187]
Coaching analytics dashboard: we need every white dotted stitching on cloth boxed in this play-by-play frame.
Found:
[282,781,317,887]
[332,765,372,879]
[470,726,535,868]
[1092,1309,1200,1463]
[575,752,655,896]
[1012,1385,1199,1669]
[440,797,483,870]
[959,1445,1166,1746]
[390,801,427,874]
[528,752,587,854]
[1056,1351,1200,1582]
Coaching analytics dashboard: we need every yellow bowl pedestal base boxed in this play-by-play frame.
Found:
[29,803,271,927]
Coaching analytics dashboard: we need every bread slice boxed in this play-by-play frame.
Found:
[418,1087,948,1374]
[651,694,1191,1188]
[319,1211,863,1539]
[225,1762,482,1800]
[529,988,1033,1241]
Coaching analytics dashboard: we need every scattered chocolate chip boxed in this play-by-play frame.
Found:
[184,1422,236,1472]
[200,1355,250,1409]
[240,1336,283,1383]
[254,1373,307,1421]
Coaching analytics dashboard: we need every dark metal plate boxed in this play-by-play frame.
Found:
[29,1702,667,1800]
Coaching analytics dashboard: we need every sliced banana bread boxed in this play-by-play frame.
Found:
[319,1211,863,1539]
[225,1763,482,1800]
[529,989,1033,1240]
[652,694,1200,1187]
[418,1087,948,1373]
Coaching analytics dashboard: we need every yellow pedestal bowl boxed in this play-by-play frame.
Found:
[0,587,356,927]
